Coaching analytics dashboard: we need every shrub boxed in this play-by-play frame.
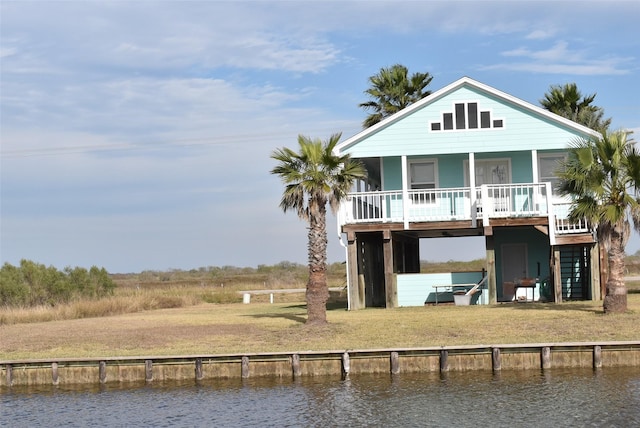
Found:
[0,260,116,307]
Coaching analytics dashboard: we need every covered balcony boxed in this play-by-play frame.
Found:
[338,182,591,243]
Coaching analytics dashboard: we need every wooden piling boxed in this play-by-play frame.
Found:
[99,361,107,384]
[52,362,59,385]
[5,364,12,387]
[390,351,400,374]
[291,354,301,378]
[593,345,602,369]
[241,356,250,378]
[342,352,350,378]
[145,360,153,382]
[541,347,551,370]
[440,349,449,372]
[195,358,203,380]
[492,347,501,371]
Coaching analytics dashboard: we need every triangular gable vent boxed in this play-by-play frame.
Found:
[430,101,504,132]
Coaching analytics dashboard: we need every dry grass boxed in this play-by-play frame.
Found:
[1,291,639,361]
[0,285,243,325]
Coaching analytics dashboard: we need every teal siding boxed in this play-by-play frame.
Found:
[397,271,486,306]
[383,157,402,190]
[341,84,595,158]
[437,154,467,187]
[510,151,534,183]
[381,152,546,190]
[384,154,467,190]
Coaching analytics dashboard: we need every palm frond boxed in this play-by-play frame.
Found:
[558,129,640,240]
[359,64,433,128]
[271,133,367,221]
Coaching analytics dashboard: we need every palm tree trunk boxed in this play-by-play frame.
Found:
[306,198,329,325]
[603,224,628,314]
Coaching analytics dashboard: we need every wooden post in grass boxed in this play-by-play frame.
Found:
[347,233,362,310]
[485,236,497,304]
[553,248,563,303]
[383,230,397,308]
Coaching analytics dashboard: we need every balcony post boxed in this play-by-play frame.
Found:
[481,185,490,225]
[546,182,556,245]
[469,152,476,227]
[531,150,538,183]
[401,155,409,229]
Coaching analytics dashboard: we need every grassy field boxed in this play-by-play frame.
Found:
[1,260,639,361]
[1,285,638,361]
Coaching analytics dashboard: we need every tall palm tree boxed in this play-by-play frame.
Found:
[557,130,640,313]
[359,64,433,128]
[271,133,367,324]
[540,83,611,132]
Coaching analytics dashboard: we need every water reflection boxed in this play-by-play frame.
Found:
[2,368,639,427]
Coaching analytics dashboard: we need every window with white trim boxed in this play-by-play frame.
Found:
[409,160,437,203]
[538,153,566,190]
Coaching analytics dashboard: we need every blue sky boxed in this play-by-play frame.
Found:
[2,1,639,273]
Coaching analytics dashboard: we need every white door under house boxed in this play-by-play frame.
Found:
[501,243,527,302]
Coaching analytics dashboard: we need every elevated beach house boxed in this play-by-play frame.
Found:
[334,77,602,309]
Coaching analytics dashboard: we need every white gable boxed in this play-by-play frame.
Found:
[336,77,600,158]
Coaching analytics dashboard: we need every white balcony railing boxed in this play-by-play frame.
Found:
[553,201,590,234]
[339,183,591,237]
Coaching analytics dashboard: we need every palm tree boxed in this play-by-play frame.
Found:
[359,64,433,128]
[271,133,367,324]
[540,83,611,132]
[557,130,640,313]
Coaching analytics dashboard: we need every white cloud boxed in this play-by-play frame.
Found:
[525,29,557,40]
[485,41,632,76]
[502,41,585,63]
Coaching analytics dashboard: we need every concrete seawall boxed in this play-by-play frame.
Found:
[2,341,639,387]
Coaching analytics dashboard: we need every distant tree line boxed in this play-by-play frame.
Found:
[127,261,347,289]
[0,259,115,307]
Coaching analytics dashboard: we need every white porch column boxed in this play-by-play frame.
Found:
[546,182,557,245]
[531,149,539,183]
[531,149,541,214]
[401,155,409,229]
[469,152,476,227]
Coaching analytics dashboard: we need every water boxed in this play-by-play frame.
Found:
[2,367,640,427]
